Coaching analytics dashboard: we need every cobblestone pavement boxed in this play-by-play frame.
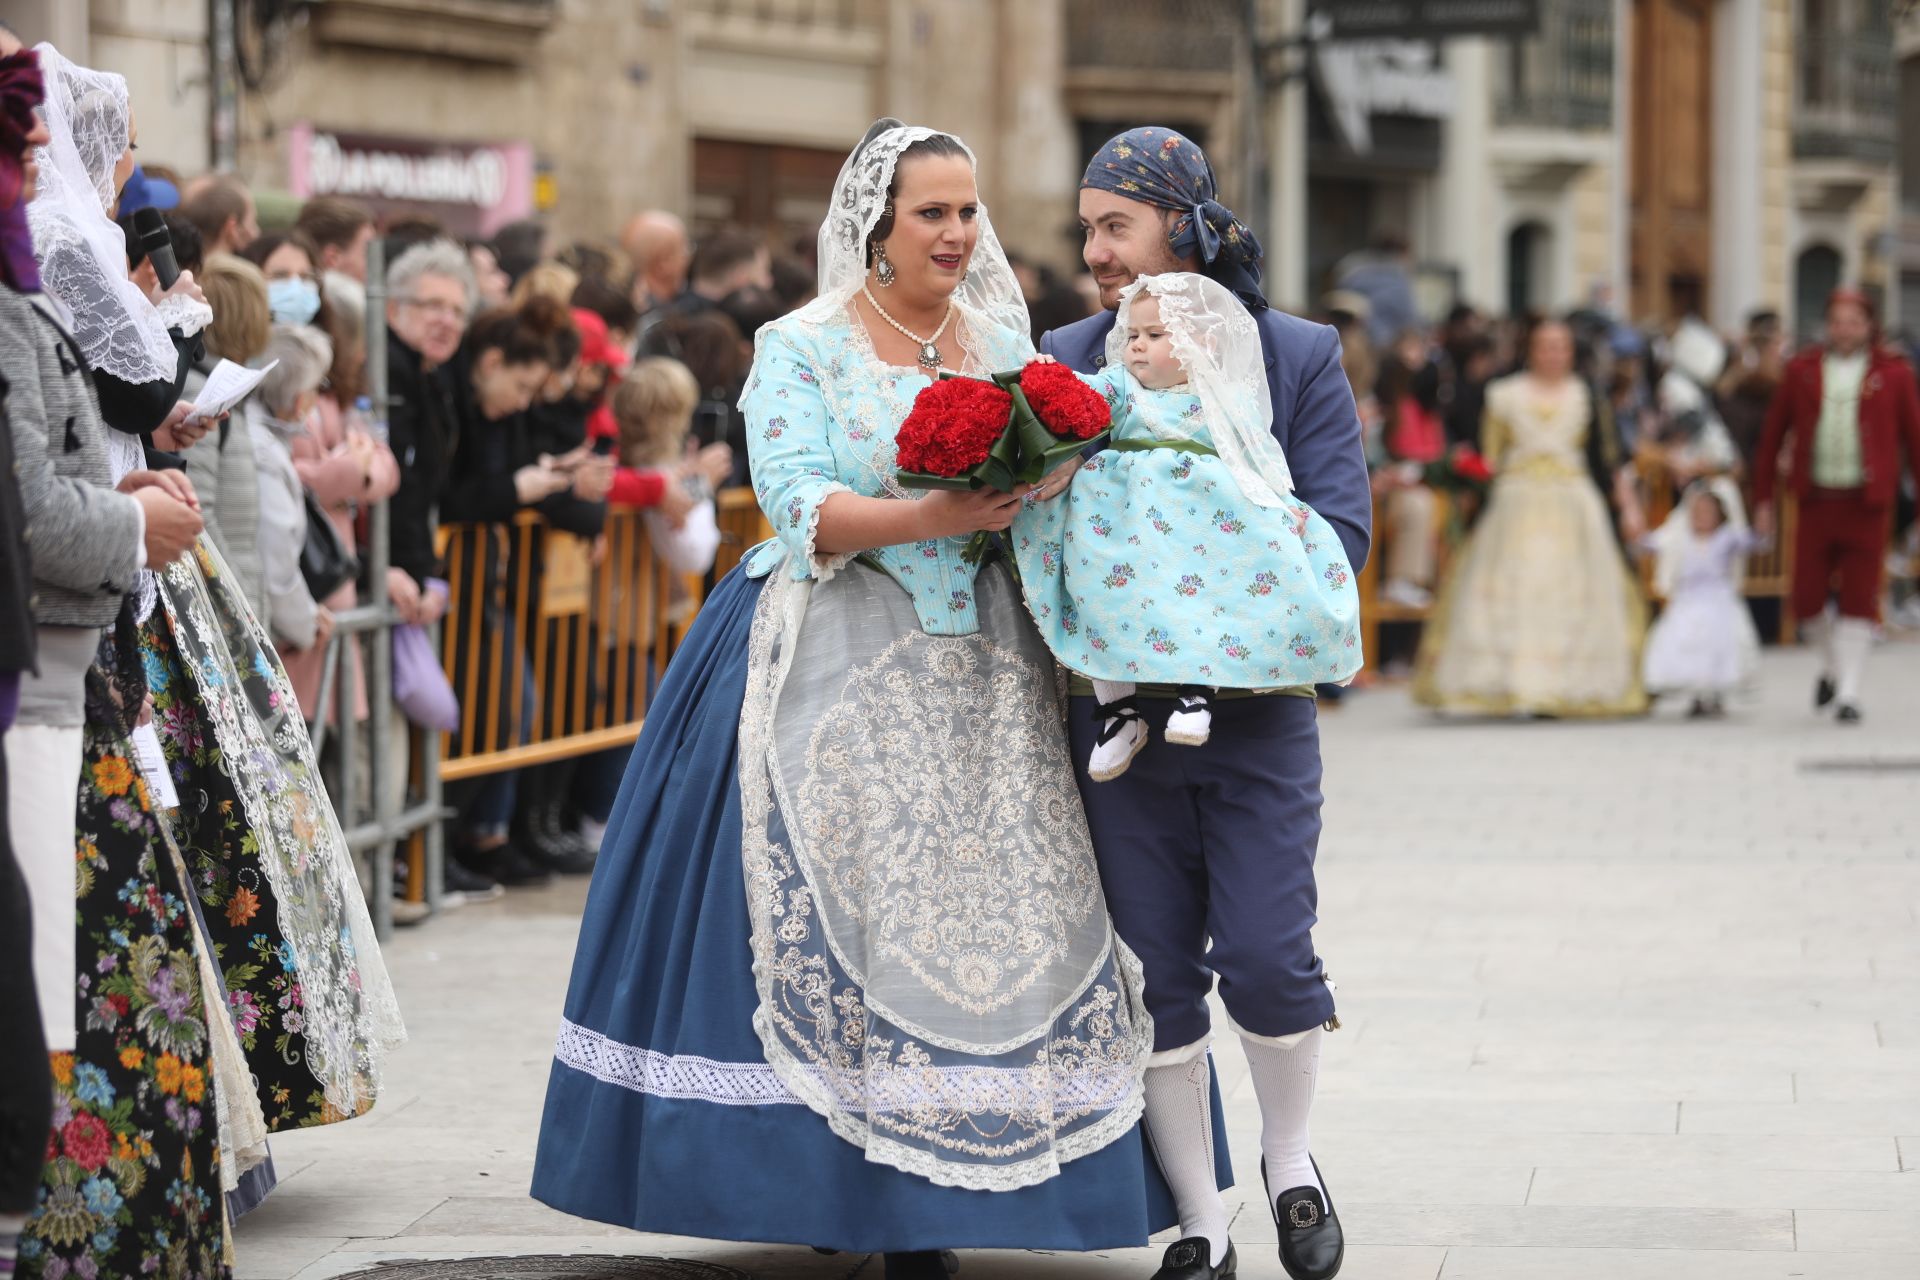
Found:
[238,641,1920,1280]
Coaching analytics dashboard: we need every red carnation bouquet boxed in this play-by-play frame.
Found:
[1007,360,1111,482]
[1421,443,1494,493]
[895,361,1114,560]
[894,376,1020,492]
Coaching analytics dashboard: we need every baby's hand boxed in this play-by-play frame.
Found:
[1288,504,1310,538]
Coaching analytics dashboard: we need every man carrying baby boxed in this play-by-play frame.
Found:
[1041,127,1372,1280]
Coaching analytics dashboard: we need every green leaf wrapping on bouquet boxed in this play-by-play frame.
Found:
[895,371,1024,494]
[989,369,1111,484]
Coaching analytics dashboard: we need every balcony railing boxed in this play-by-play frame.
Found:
[1065,0,1241,74]
[686,0,884,27]
[1795,31,1896,164]
[1491,0,1613,131]
[310,0,558,65]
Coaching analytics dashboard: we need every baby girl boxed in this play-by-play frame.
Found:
[1015,272,1362,780]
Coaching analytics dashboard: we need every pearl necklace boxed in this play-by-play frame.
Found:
[861,284,954,373]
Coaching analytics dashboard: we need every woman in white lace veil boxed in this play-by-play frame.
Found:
[30,44,405,1135]
[29,43,210,474]
[797,122,1027,355]
[27,44,185,383]
[536,120,1188,1279]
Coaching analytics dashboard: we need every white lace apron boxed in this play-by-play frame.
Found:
[737,556,1152,1191]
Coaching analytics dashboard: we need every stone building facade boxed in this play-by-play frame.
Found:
[0,0,1901,332]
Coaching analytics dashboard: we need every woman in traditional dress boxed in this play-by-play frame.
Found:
[10,44,237,1276]
[534,120,1219,1277]
[25,43,402,1148]
[1414,318,1648,716]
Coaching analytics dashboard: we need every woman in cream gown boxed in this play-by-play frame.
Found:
[1415,319,1648,717]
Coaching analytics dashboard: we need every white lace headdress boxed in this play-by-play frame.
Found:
[1108,271,1293,506]
[28,43,205,386]
[798,121,1028,344]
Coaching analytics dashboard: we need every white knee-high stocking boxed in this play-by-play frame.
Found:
[1832,616,1872,705]
[1142,1055,1231,1265]
[1240,1025,1325,1203]
[1814,611,1837,679]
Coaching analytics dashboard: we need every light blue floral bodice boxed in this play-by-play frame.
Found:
[1009,365,1363,687]
[1089,367,1213,448]
[739,306,1033,636]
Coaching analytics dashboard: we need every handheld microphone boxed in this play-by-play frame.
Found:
[131,207,180,290]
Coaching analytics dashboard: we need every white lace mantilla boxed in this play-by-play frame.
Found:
[1108,273,1292,506]
[734,560,1151,1191]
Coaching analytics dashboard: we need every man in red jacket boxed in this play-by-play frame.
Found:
[1753,289,1920,722]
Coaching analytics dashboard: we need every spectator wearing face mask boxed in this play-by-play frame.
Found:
[242,229,328,329]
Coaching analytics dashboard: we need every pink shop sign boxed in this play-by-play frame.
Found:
[288,124,534,237]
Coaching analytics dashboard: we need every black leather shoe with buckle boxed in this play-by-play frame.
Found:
[1265,1157,1344,1280]
[1148,1238,1234,1280]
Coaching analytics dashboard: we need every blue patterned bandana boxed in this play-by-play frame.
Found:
[1083,127,1266,310]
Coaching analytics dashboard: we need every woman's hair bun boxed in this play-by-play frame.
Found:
[516,291,572,336]
[855,117,906,160]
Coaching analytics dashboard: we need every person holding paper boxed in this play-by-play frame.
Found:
[10,40,236,1276]
[18,52,406,1280]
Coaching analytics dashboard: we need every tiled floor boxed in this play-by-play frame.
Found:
[238,640,1920,1279]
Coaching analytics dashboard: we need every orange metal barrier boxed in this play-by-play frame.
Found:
[714,485,774,580]
[435,503,722,782]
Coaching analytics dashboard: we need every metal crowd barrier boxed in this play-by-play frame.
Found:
[713,486,770,581]
[305,238,446,938]
[307,315,776,937]
[434,488,771,779]
[436,508,696,778]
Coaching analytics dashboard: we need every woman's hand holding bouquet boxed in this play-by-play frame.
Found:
[895,360,1112,561]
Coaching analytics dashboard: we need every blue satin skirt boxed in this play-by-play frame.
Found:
[530,567,1231,1251]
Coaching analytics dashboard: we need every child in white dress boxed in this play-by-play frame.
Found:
[1640,481,1767,717]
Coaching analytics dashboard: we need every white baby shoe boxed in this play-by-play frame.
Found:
[1088,700,1148,782]
[1164,686,1214,747]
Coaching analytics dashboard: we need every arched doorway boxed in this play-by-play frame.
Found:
[1506,220,1554,317]
[1793,244,1843,343]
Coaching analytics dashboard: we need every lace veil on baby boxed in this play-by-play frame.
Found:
[28,43,206,386]
[1108,271,1293,506]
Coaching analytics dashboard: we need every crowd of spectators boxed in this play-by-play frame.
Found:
[1323,239,1920,673]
